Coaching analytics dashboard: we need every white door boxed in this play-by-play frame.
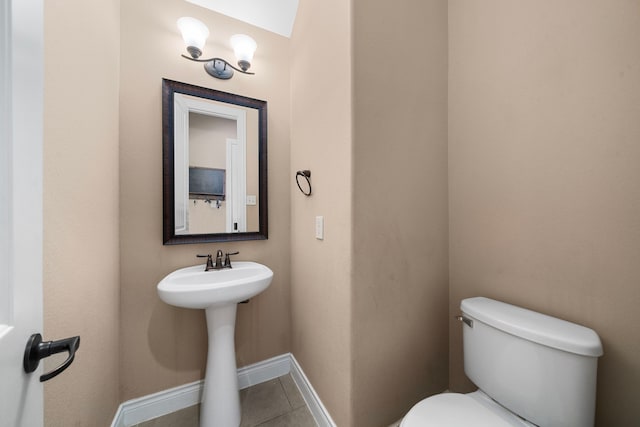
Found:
[0,0,45,426]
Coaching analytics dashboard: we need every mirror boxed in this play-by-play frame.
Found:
[162,79,268,244]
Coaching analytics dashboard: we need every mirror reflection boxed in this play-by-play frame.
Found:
[163,79,267,244]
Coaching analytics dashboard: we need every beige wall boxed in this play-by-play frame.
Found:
[290,0,354,425]
[291,1,449,425]
[351,0,449,425]
[189,114,233,169]
[43,0,121,425]
[449,1,640,425]
[119,0,291,401]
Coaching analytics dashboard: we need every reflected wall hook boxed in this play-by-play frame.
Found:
[296,170,312,196]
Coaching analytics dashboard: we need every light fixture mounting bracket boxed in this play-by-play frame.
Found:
[181,55,255,80]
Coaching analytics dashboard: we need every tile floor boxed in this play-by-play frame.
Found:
[133,373,405,427]
[134,374,316,427]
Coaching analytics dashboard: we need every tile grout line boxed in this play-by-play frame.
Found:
[250,376,299,427]
[242,377,294,427]
[278,376,296,412]
[253,407,300,427]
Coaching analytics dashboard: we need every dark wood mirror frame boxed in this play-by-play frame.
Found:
[162,79,268,244]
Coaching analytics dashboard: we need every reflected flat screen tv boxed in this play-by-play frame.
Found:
[189,167,225,200]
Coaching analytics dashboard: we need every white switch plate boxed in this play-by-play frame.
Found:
[246,195,257,205]
[315,216,324,240]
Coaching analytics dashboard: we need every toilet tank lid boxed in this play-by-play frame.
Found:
[461,297,603,357]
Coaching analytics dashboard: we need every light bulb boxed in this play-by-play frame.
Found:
[230,34,257,71]
[177,17,210,59]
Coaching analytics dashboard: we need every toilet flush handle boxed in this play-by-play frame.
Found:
[455,315,473,328]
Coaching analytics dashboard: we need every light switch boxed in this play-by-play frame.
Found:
[315,216,324,240]
[246,195,257,205]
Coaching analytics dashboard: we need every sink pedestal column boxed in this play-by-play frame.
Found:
[201,304,241,427]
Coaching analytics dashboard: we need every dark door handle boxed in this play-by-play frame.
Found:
[23,333,80,382]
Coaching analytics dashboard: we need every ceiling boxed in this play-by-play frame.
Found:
[185,0,299,38]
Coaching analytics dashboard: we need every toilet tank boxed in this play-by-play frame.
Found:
[460,297,603,427]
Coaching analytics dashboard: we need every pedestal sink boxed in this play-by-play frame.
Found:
[157,262,273,427]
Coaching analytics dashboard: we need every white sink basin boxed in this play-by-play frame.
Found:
[157,261,273,309]
[157,260,273,427]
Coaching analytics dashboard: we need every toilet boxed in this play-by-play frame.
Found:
[401,297,603,427]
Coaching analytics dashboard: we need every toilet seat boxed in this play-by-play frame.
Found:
[400,391,536,427]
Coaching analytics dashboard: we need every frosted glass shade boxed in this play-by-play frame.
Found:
[230,34,257,64]
[177,17,210,56]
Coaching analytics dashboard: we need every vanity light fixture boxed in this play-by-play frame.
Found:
[177,17,257,80]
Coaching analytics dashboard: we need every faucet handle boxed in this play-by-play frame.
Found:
[197,254,214,271]
[223,251,240,268]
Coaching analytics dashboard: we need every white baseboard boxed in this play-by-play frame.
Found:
[237,353,290,389]
[288,353,336,427]
[111,353,335,427]
[110,380,203,427]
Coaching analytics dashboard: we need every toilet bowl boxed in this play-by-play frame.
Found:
[400,297,603,427]
[401,391,535,427]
